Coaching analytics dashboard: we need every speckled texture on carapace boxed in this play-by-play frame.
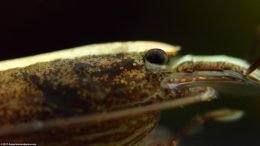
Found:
[0,41,258,146]
[0,51,174,145]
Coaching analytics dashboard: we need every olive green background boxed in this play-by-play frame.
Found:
[0,1,260,145]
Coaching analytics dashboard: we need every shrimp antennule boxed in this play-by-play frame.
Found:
[246,58,260,75]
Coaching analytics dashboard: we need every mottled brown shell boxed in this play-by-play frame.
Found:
[0,41,179,146]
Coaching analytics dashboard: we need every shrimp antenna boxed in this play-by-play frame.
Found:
[246,58,260,75]
[0,87,216,136]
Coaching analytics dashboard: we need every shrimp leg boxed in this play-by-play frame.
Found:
[169,108,244,146]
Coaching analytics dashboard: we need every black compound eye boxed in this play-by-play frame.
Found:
[144,48,169,65]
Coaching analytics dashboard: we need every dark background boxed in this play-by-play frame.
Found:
[1,1,260,60]
[1,1,260,146]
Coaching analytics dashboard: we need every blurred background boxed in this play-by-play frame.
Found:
[0,0,260,145]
